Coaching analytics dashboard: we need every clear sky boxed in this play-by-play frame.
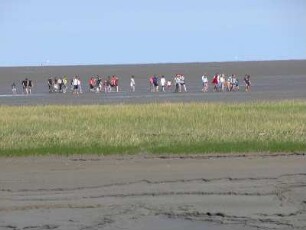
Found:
[0,0,305,66]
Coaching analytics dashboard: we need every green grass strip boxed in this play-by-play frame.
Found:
[0,101,305,156]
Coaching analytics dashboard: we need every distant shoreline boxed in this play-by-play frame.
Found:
[1,59,306,69]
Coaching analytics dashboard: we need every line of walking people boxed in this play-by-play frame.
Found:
[10,73,251,95]
[202,73,251,92]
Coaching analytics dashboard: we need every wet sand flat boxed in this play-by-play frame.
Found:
[0,154,305,230]
[0,60,306,105]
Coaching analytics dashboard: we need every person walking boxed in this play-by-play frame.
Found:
[72,76,79,95]
[174,74,181,93]
[201,74,208,92]
[160,76,166,92]
[130,75,136,92]
[180,74,187,92]
[244,74,251,92]
[11,82,17,94]
[22,78,28,95]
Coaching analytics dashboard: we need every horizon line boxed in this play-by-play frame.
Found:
[1,58,306,68]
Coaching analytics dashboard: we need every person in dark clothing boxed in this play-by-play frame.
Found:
[48,78,53,93]
[28,79,33,94]
[153,75,159,92]
[244,74,251,92]
[22,78,28,94]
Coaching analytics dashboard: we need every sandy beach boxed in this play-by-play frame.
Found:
[0,154,306,230]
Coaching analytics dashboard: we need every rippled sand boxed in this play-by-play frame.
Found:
[1,154,305,230]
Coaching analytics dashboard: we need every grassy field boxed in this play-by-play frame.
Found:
[0,101,305,156]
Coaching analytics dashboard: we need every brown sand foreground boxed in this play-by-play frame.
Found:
[0,154,306,230]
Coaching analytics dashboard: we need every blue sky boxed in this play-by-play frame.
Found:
[0,0,305,66]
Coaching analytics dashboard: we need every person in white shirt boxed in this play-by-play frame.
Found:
[227,75,233,91]
[72,76,79,95]
[201,74,208,92]
[160,76,166,92]
[130,75,136,92]
[220,74,225,92]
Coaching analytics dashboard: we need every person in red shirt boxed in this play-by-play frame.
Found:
[212,74,219,92]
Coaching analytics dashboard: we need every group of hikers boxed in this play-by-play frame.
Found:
[203,73,250,92]
[47,75,120,94]
[47,76,69,94]
[11,78,33,95]
[88,75,119,93]
[149,75,171,92]
[148,73,251,93]
[11,73,251,95]
[149,74,187,93]
[47,75,85,95]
